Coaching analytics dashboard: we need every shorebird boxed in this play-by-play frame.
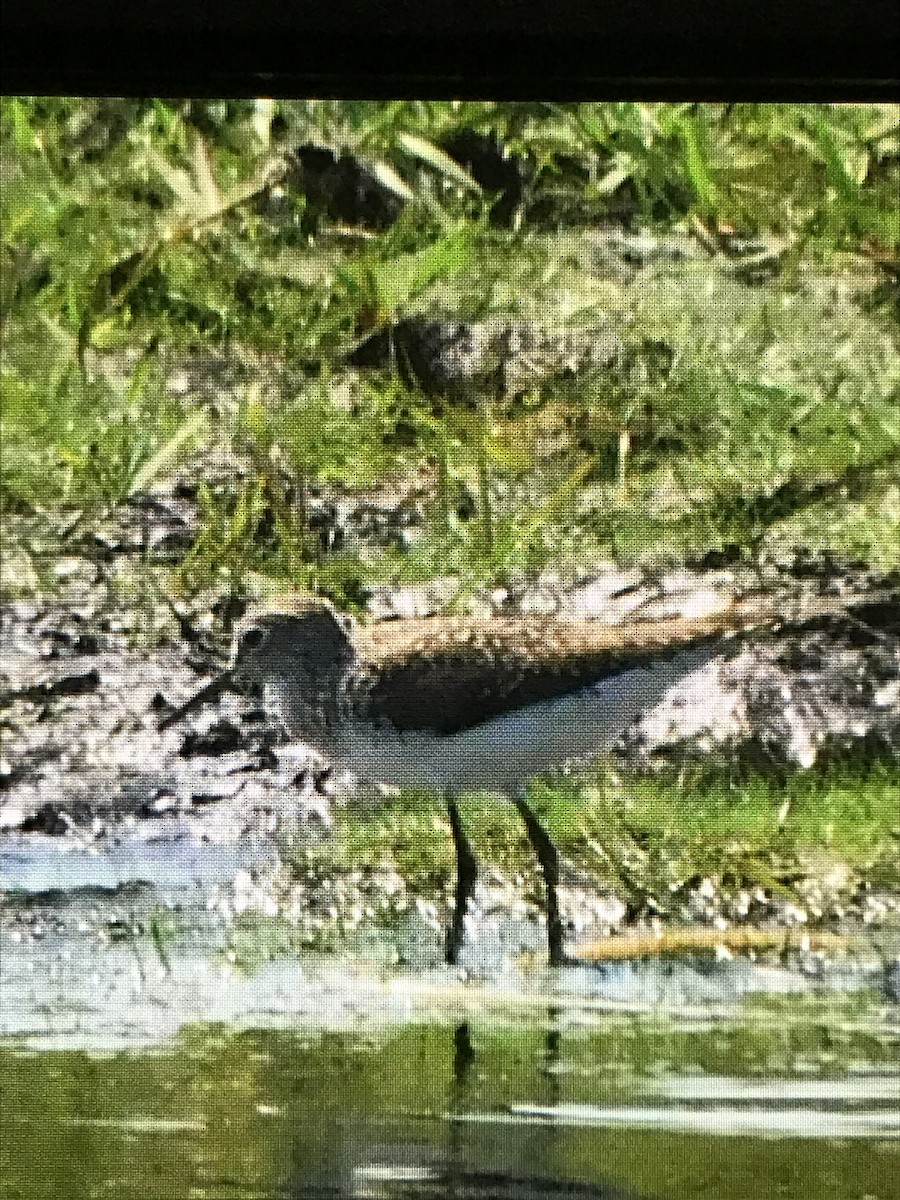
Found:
[159,587,887,966]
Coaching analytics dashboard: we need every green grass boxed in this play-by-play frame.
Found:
[277,754,900,939]
[3,98,899,607]
[0,341,207,511]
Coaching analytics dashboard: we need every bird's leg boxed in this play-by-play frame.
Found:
[512,789,571,967]
[445,792,479,965]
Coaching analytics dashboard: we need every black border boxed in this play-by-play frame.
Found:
[3,0,899,98]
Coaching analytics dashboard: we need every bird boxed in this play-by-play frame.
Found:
[158,585,890,967]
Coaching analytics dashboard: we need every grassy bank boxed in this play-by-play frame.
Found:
[3,100,899,607]
[234,753,900,959]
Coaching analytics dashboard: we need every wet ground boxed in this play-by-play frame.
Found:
[2,554,899,1200]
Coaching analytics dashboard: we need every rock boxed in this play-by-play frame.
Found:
[348,315,622,401]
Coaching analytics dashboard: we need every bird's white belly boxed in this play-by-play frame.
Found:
[339,644,718,792]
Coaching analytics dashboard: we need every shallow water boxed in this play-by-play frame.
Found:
[2,833,899,1199]
[3,1002,899,1200]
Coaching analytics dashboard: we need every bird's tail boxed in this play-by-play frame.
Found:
[729,583,899,640]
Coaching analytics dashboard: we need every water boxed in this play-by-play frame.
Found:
[3,997,898,1200]
[2,834,898,1199]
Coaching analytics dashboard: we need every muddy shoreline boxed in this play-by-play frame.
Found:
[2,553,899,1046]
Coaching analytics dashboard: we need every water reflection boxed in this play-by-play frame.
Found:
[3,1000,898,1200]
[453,1021,476,1087]
[345,1152,651,1198]
[308,1017,653,1199]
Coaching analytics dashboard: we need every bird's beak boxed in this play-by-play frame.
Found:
[157,671,236,731]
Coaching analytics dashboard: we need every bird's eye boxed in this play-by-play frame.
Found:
[239,626,266,653]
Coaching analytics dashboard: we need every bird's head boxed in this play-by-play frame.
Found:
[229,598,357,696]
[157,595,357,733]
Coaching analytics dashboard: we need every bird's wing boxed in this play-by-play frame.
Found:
[345,642,720,791]
[352,598,743,735]
[352,587,894,736]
